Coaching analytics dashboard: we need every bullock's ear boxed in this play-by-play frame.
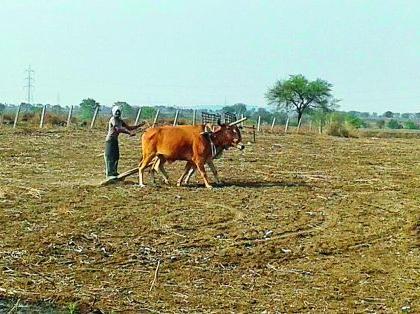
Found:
[213,125,222,133]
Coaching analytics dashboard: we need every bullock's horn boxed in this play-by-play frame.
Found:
[229,117,247,126]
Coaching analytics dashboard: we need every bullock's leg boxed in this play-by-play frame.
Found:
[194,161,212,189]
[177,162,195,186]
[207,160,221,184]
[138,154,155,187]
[150,157,160,183]
[156,155,170,184]
[182,161,219,185]
[183,164,196,185]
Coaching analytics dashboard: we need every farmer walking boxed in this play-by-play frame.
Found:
[104,105,141,179]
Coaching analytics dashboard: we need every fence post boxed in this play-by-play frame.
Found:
[173,109,179,126]
[90,105,100,129]
[152,109,160,127]
[257,116,261,132]
[135,107,142,125]
[271,117,276,130]
[241,114,244,127]
[13,104,21,128]
[192,109,196,125]
[297,117,302,131]
[252,125,256,142]
[67,105,73,127]
[39,105,47,128]
[284,117,289,133]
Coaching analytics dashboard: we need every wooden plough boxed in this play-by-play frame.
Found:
[100,167,138,186]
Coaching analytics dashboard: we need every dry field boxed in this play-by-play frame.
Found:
[0,127,419,313]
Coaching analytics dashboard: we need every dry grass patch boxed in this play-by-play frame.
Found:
[1,128,419,313]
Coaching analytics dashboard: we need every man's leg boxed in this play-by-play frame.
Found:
[104,139,119,178]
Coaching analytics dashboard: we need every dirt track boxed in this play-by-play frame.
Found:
[1,127,419,313]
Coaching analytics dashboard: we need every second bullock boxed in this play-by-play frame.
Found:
[138,118,246,188]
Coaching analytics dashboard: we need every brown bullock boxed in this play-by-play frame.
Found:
[138,119,245,188]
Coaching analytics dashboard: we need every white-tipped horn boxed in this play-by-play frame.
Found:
[229,117,247,126]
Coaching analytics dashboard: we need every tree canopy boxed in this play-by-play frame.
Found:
[266,74,334,123]
[79,98,99,120]
[383,111,394,118]
[115,101,135,119]
[222,103,247,116]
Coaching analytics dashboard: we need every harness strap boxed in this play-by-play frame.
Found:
[201,131,218,158]
[209,138,217,158]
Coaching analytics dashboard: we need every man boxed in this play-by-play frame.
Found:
[104,105,141,179]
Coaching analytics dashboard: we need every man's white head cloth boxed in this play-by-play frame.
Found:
[111,105,121,118]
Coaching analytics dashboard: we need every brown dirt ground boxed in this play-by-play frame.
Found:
[1,126,419,313]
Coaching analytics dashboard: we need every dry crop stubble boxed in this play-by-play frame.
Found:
[0,127,419,313]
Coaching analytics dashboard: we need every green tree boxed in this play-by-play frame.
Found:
[51,105,64,115]
[141,106,156,120]
[401,113,411,120]
[387,119,401,129]
[79,98,99,120]
[272,110,288,124]
[20,102,34,112]
[254,107,272,123]
[0,104,5,114]
[383,111,393,118]
[232,103,247,115]
[222,103,247,116]
[115,101,135,119]
[266,74,334,124]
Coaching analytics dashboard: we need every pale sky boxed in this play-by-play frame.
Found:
[0,0,419,113]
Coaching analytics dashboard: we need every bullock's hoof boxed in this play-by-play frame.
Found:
[205,185,213,189]
[138,184,146,188]
[163,179,170,185]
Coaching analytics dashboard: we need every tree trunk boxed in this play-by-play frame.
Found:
[297,111,303,129]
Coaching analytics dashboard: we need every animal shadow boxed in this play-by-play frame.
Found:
[218,180,307,189]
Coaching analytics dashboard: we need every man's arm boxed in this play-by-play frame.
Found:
[122,120,143,131]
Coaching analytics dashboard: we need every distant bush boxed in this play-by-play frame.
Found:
[326,122,358,138]
[387,119,402,129]
[376,119,385,129]
[45,113,67,126]
[359,129,420,139]
[1,113,14,125]
[404,121,419,130]
[345,114,367,128]
[21,112,36,122]
[325,113,358,137]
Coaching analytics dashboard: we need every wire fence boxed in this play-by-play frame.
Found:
[0,104,321,143]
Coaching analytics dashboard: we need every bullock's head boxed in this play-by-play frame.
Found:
[212,119,245,151]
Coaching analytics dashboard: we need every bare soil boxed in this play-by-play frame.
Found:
[1,127,419,313]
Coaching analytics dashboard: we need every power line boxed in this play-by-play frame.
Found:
[24,65,34,104]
